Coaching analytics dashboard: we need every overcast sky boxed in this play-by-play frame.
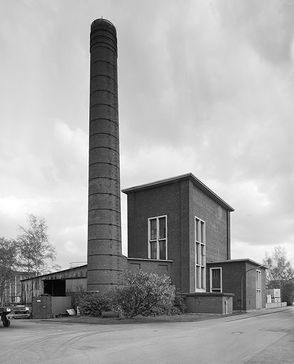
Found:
[1,0,294,269]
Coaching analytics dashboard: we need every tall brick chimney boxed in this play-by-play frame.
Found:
[87,19,124,292]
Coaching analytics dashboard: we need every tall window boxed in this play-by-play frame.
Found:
[210,267,222,292]
[148,215,167,260]
[195,217,206,291]
[256,269,262,308]
[256,269,261,290]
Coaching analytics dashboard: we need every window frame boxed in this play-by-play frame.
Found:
[256,269,262,308]
[256,269,261,292]
[195,216,206,292]
[210,267,222,293]
[148,215,168,260]
[256,269,261,287]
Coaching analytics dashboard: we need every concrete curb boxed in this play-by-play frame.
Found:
[26,306,292,326]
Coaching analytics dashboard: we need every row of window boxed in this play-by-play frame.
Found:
[210,268,263,294]
[147,215,261,293]
[148,215,207,292]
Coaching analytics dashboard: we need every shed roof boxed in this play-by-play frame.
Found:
[122,173,234,212]
[21,264,87,281]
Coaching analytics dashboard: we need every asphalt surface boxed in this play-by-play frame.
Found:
[1,307,293,363]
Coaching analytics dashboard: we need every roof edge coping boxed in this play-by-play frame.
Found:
[122,173,234,211]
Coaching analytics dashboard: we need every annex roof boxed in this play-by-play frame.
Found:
[207,258,266,268]
[122,173,234,212]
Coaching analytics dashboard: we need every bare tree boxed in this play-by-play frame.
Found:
[263,246,294,283]
[17,214,59,275]
[0,237,18,304]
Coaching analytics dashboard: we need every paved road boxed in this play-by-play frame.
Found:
[1,307,293,363]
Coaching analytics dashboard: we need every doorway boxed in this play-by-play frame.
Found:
[44,279,66,296]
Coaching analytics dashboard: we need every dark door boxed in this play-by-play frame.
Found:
[32,295,52,319]
[44,279,66,296]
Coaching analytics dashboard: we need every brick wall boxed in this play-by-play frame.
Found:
[184,292,234,314]
[126,181,189,291]
[189,181,229,264]
[127,258,173,276]
[125,177,231,294]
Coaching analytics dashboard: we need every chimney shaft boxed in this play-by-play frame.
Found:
[87,19,123,292]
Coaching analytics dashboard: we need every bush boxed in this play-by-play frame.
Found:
[114,270,176,318]
[71,271,183,318]
[172,292,186,314]
[78,292,112,317]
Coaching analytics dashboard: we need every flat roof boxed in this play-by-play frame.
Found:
[122,173,234,211]
[207,259,266,268]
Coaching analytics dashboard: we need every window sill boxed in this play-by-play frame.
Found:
[127,257,173,263]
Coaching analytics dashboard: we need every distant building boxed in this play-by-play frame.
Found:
[2,271,32,305]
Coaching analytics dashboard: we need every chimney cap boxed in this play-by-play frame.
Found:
[91,18,116,32]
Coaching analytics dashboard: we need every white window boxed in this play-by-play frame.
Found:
[210,267,222,292]
[256,269,261,290]
[195,217,206,291]
[148,215,167,260]
[256,269,262,308]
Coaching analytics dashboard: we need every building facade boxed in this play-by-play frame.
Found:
[123,173,234,294]
[123,173,266,311]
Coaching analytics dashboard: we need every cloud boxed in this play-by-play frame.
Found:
[217,0,294,66]
[1,0,294,268]
[0,116,88,268]
[118,0,294,263]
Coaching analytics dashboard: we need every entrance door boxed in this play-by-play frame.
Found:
[44,279,66,296]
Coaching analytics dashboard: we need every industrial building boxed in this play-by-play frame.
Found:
[21,18,266,316]
[22,173,266,314]
[123,173,266,312]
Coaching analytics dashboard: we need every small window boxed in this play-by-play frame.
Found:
[210,267,222,292]
[148,215,167,260]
